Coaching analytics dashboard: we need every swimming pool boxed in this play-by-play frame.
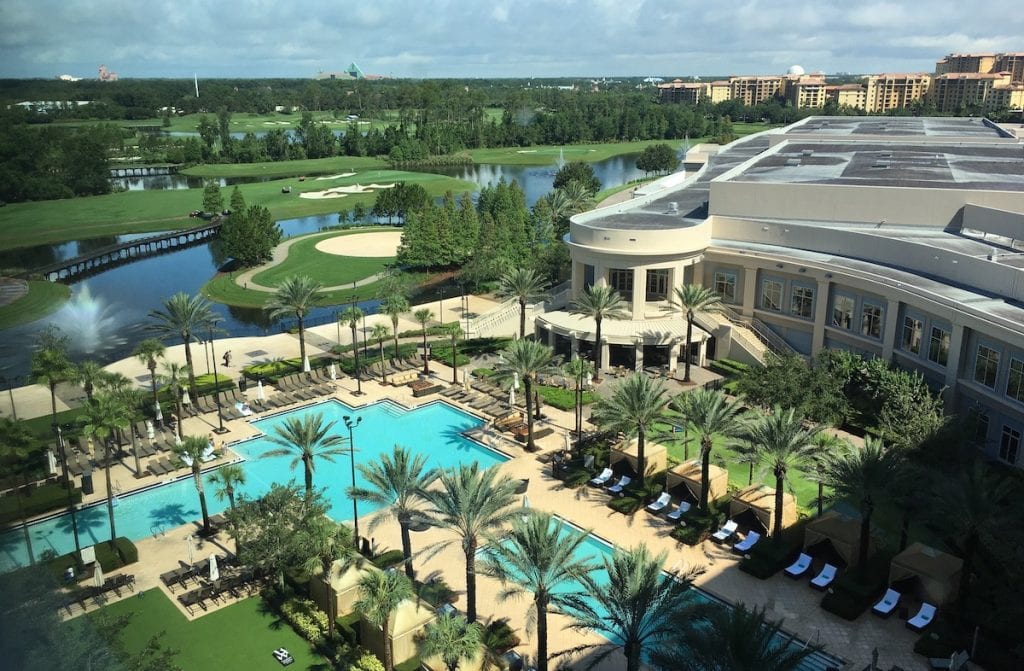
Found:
[0,399,505,573]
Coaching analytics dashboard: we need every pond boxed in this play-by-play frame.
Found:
[0,153,649,377]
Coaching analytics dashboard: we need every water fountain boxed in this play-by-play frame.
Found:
[48,284,127,356]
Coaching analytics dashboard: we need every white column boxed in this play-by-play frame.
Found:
[634,338,645,371]
[600,339,610,373]
[881,298,900,361]
[571,261,585,298]
[570,331,579,357]
[547,327,556,347]
[811,278,830,355]
[594,264,608,288]
[741,266,758,317]
[632,268,646,319]
[944,322,966,411]
[668,341,680,372]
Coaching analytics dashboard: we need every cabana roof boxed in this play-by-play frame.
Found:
[730,484,797,535]
[610,437,668,476]
[665,459,728,502]
[890,542,963,605]
[803,510,870,567]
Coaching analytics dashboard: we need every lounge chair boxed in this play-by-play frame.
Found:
[810,563,838,590]
[733,531,761,554]
[784,553,812,578]
[147,460,168,477]
[929,650,969,670]
[440,386,463,398]
[907,602,937,631]
[872,588,901,617]
[666,501,691,521]
[606,475,631,494]
[589,468,613,487]
[645,492,672,514]
[711,520,739,543]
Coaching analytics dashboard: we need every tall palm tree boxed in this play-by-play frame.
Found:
[208,463,246,510]
[444,323,462,384]
[824,437,908,567]
[173,435,214,536]
[492,340,560,452]
[157,361,190,440]
[413,308,434,374]
[30,327,75,485]
[650,602,822,671]
[265,275,323,366]
[560,544,700,671]
[349,445,436,580]
[263,412,348,494]
[74,360,108,404]
[569,285,628,378]
[671,388,748,511]
[340,305,365,376]
[371,323,391,383]
[592,373,670,485]
[421,463,520,623]
[564,357,595,442]
[148,291,214,398]
[801,431,849,517]
[480,512,596,671]
[381,293,410,358]
[0,418,40,564]
[101,374,145,476]
[418,613,485,671]
[355,569,414,671]
[746,407,818,537]
[300,516,356,638]
[82,392,132,546]
[133,338,166,407]
[497,268,549,339]
[661,283,723,382]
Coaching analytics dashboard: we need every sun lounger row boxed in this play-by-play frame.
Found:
[176,571,255,614]
[867,587,938,632]
[64,574,135,612]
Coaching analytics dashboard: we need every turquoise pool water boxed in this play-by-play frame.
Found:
[0,399,503,573]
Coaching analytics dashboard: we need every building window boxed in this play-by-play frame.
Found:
[832,294,855,330]
[861,303,883,339]
[928,326,950,366]
[1007,358,1024,403]
[608,268,633,295]
[974,345,1000,388]
[901,316,923,355]
[760,279,783,312]
[714,271,737,304]
[968,409,989,446]
[583,264,595,290]
[999,425,1020,464]
[790,285,814,319]
[646,269,669,301]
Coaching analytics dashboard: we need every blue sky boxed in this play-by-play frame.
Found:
[2,0,1022,79]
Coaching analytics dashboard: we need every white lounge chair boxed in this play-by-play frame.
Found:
[810,563,838,590]
[710,520,738,543]
[907,602,937,631]
[784,553,812,578]
[606,475,631,494]
[733,531,761,554]
[666,501,691,522]
[872,588,901,617]
[645,492,672,513]
[588,468,613,487]
[929,650,969,670]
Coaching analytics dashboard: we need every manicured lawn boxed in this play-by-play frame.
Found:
[251,230,395,288]
[467,139,692,166]
[180,155,386,179]
[94,589,322,671]
[594,177,657,203]
[202,270,430,308]
[0,280,70,329]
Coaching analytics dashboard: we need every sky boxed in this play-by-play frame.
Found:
[2,0,1023,79]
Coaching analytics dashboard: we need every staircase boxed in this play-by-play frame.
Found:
[696,307,797,365]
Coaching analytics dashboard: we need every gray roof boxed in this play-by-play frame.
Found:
[784,116,1012,139]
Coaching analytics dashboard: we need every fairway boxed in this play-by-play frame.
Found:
[180,155,386,179]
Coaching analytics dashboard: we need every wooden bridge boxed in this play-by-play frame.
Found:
[109,164,178,177]
[27,221,223,283]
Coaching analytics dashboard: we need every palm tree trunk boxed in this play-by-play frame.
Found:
[421,328,429,374]
[858,505,872,567]
[303,455,314,494]
[519,298,526,339]
[383,614,394,671]
[747,461,754,486]
[450,331,458,384]
[700,443,711,511]
[350,324,360,375]
[534,387,542,420]
[636,426,646,484]
[129,428,141,476]
[297,316,307,364]
[324,575,337,638]
[105,443,117,545]
[625,640,642,671]
[594,317,603,377]
[50,383,70,487]
[773,470,785,537]
[392,319,400,359]
[195,467,211,535]
[465,543,478,623]
[525,378,536,452]
[400,520,415,580]
[956,533,978,617]
[683,316,693,382]
[149,363,159,407]
[817,480,824,517]
[174,396,184,441]
[183,336,198,398]
[378,341,387,383]
[227,488,236,510]
[899,512,911,551]
[17,482,35,565]
[536,594,549,671]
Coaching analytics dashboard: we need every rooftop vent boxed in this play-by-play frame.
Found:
[668,201,679,214]
[872,161,890,169]
[801,149,813,157]
[988,248,999,262]
[785,158,801,167]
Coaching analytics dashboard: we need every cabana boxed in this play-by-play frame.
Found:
[310,559,375,619]
[665,459,728,503]
[361,597,436,666]
[609,438,667,478]
[729,484,796,536]
[803,510,871,568]
[889,542,963,606]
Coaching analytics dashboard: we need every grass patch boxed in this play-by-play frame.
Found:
[0,281,70,329]
[536,385,597,411]
[594,177,657,203]
[201,272,402,308]
[467,139,695,166]
[252,229,394,288]
[180,155,386,179]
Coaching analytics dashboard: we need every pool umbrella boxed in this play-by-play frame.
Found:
[93,562,104,589]
[255,380,266,402]
[302,356,311,373]
[329,363,337,380]
[186,535,194,566]
[209,554,219,582]
[181,390,191,406]
[513,372,520,390]
[522,495,530,509]
[154,403,163,423]
[463,372,470,392]
[145,420,155,440]
[46,449,58,476]
[509,386,516,407]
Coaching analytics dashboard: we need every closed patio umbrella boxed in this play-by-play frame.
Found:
[509,386,516,407]
[93,562,104,588]
[328,363,337,380]
[181,390,191,406]
[209,554,219,582]
[46,449,58,476]
[145,420,155,440]
[256,380,266,402]
[302,356,311,373]
[154,403,163,423]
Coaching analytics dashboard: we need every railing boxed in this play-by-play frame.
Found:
[467,297,520,337]
[719,306,797,358]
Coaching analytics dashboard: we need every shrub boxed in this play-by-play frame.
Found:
[115,537,139,565]
[350,651,386,671]
[738,526,805,579]
[0,483,83,525]
[669,502,727,546]
[819,560,889,621]
[472,368,495,378]
[281,596,330,644]
[370,549,405,570]
[535,385,598,411]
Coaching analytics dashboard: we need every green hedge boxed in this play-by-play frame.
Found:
[738,525,807,579]
[0,482,82,525]
[819,558,890,621]
[156,372,232,402]
[669,501,728,546]
[38,536,138,579]
[281,596,330,644]
[472,368,495,378]
[396,322,459,338]
[370,549,405,570]
[536,385,598,411]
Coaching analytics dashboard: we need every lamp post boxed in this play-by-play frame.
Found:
[0,375,20,420]
[208,320,228,434]
[343,415,362,549]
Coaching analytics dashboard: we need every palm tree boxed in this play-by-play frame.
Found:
[371,323,391,383]
[418,613,484,671]
[263,412,348,494]
[746,407,818,537]
[265,275,323,366]
[148,292,214,398]
[74,360,108,403]
[381,293,410,358]
[444,323,462,384]
[661,283,723,383]
[591,373,670,485]
[340,304,365,379]
[173,435,214,536]
[300,516,356,638]
[30,327,75,484]
[650,602,822,671]
[421,463,520,623]
[497,268,549,339]
[355,569,414,671]
[101,374,145,476]
[801,431,849,517]
[671,388,748,511]
[492,340,559,452]
[349,445,436,580]
[413,308,434,374]
[157,361,190,440]
[82,392,132,546]
[560,544,700,671]
[133,338,166,407]
[0,418,40,564]
[564,357,595,442]
[207,463,246,510]
[479,512,596,671]
[824,437,908,567]
[569,285,628,378]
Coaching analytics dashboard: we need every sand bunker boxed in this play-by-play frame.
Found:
[299,183,396,200]
[315,231,402,258]
[315,172,357,181]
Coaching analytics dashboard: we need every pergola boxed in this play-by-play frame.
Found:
[609,437,668,478]
[889,542,963,605]
[665,459,728,503]
[729,484,797,536]
[803,510,871,567]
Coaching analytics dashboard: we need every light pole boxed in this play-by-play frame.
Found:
[208,320,228,434]
[439,287,445,323]
[1,375,20,420]
[343,415,362,549]
[196,339,211,375]
[56,424,82,560]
